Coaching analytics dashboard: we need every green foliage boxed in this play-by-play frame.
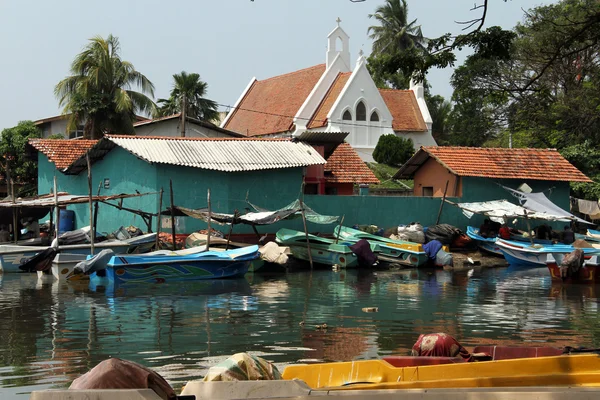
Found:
[368,0,425,56]
[0,121,41,196]
[367,162,413,189]
[559,142,600,200]
[47,133,65,139]
[55,35,156,139]
[372,134,414,167]
[155,71,218,122]
[427,94,452,144]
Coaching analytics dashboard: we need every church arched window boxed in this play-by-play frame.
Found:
[370,111,380,122]
[356,101,366,121]
[342,110,352,120]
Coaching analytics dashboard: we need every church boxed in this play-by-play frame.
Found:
[221,19,437,162]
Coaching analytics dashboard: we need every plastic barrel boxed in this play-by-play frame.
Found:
[58,210,75,235]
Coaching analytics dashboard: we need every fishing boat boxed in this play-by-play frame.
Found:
[276,228,377,268]
[101,245,259,284]
[466,226,503,256]
[495,238,599,267]
[280,353,600,390]
[333,226,428,267]
[545,253,600,283]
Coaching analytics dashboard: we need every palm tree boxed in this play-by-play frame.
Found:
[368,0,425,56]
[156,71,218,123]
[55,35,156,139]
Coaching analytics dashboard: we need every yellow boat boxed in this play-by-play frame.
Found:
[282,354,600,390]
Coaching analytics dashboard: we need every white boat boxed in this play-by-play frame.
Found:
[496,238,600,267]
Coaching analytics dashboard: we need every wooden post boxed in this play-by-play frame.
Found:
[155,188,163,250]
[226,210,238,250]
[436,180,450,225]
[86,152,94,255]
[11,178,17,244]
[334,215,345,244]
[54,176,60,250]
[206,188,211,251]
[169,180,176,250]
[299,198,314,269]
[93,181,101,241]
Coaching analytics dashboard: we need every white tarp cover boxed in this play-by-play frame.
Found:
[451,199,574,223]
[503,186,592,225]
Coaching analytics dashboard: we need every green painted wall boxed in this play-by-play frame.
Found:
[38,147,573,237]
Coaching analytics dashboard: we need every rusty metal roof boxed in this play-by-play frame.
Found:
[65,135,326,174]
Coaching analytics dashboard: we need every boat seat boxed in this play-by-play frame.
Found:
[382,356,468,367]
[472,346,564,360]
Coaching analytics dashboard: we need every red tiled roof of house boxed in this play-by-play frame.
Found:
[379,89,428,132]
[325,143,380,184]
[307,72,352,129]
[224,64,326,137]
[29,139,98,170]
[424,146,592,182]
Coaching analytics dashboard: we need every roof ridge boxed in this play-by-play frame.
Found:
[307,72,346,128]
[378,88,412,92]
[258,64,325,82]
[425,146,558,151]
[106,134,290,141]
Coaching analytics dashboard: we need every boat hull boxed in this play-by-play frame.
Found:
[286,245,358,268]
[546,256,600,283]
[495,239,596,268]
[282,353,600,390]
[0,242,131,273]
[105,245,259,284]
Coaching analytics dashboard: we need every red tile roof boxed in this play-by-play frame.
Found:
[224,64,326,137]
[307,72,352,129]
[325,143,380,184]
[29,139,98,170]
[379,89,428,132]
[424,146,592,182]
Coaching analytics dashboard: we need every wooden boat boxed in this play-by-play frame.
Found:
[281,353,600,390]
[276,228,377,268]
[333,226,428,267]
[495,238,598,268]
[545,253,600,283]
[466,226,503,256]
[102,245,259,284]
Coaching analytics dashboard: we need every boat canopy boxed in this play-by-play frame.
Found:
[173,199,339,226]
[447,198,592,224]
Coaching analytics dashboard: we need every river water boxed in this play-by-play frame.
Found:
[1,266,599,399]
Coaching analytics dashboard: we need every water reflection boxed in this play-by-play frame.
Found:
[1,266,600,399]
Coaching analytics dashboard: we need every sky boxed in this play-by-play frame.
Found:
[0,0,554,130]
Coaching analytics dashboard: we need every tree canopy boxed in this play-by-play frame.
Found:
[155,71,218,123]
[55,35,156,139]
[0,121,41,197]
[372,134,414,166]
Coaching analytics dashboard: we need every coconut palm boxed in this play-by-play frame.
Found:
[368,0,425,56]
[156,71,218,123]
[55,35,156,139]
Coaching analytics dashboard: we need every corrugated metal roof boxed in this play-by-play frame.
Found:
[104,135,326,172]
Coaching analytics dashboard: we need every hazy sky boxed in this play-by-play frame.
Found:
[0,0,553,130]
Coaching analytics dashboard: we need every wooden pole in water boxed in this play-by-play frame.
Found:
[155,188,163,250]
[299,183,314,269]
[86,152,94,255]
[93,181,101,240]
[54,175,60,251]
[169,180,176,250]
[206,188,211,251]
[11,177,17,244]
[436,180,450,225]
[334,215,345,244]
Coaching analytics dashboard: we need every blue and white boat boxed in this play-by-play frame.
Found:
[466,226,503,256]
[495,238,599,268]
[101,245,259,284]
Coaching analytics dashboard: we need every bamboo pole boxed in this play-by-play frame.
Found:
[436,180,450,225]
[169,180,176,250]
[334,215,345,244]
[299,197,314,269]
[206,188,211,251]
[155,188,163,250]
[86,152,94,255]
[11,178,17,244]
[54,176,60,250]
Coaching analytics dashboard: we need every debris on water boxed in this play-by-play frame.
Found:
[315,323,328,330]
[362,307,379,313]
[299,321,305,326]
[332,264,340,271]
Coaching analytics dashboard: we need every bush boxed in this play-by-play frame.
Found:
[372,134,414,166]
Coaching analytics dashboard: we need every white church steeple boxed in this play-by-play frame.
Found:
[326,18,351,71]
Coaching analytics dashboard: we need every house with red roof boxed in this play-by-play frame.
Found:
[394,146,591,212]
[221,20,436,162]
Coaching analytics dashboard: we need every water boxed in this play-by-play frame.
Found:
[1,266,600,399]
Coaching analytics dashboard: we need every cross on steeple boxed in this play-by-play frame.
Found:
[336,17,341,26]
